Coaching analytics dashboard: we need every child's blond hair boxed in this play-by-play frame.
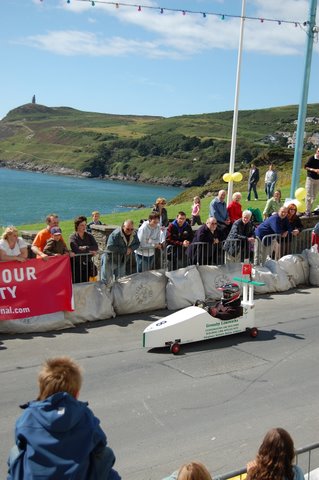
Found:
[177,461,212,480]
[193,196,201,204]
[37,357,82,401]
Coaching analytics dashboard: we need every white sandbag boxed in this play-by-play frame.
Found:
[303,249,319,286]
[113,270,166,315]
[166,265,205,310]
[65,281,115,324]
[264,259,294,291]
[278,254,309,286]
[252,266,278,293]
[0,311,71,334]
[197,264,244,300]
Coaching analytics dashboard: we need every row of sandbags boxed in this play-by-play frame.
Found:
[0,251,318,334]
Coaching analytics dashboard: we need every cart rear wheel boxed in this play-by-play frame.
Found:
[250,327,258,338]
[170,343,181,355]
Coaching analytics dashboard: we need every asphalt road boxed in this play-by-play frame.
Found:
[1,286,319,479]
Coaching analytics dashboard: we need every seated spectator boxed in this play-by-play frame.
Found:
[312,222,319,246]
[135,212,162,272]
[163,461,212,480]
[87,210,103,233]
[43,227,74,257]
[31,213,66,259]
[101,220,140,284]
[223,210,255,262]
[255,206,291,262]
[286,203,303,235]
[263,190,283,219]
[227,192,243,224]
[153,197,169,228]
[190,196,202,226]
[0,226,28,262]
[246,428,304,480]
[69,215,98,283]
[7,356,121,480]
[209,190,231,240]
[166,211,194,270]
[186,217,221,265]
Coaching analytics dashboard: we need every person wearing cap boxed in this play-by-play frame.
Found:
[43,227,73,257]
[31,213,67,259]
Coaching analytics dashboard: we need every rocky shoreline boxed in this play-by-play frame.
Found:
[0,160,190,187]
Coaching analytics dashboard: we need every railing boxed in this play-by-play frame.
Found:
[70,228,314,283]
[214,442,319,480]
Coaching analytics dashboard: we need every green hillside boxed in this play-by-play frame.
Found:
[0,102,318,187]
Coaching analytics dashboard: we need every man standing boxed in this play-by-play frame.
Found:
[135,212,162,273]
[304,148,319,216]
[31,213,66,259]
[264,164,278,199]
[209,190,231,240]
[247,163,260,201]
[101,220,139,284]
[166,211,194,270]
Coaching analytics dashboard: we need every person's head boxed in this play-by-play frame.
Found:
[250,428,295,480]
[206,217,217,232]
[278,206,288,219]
[176,211,187,227]
[148,212,160,228]
[37,357,82,401]
[232,192,242,203]
[92,211,100,222]
[218,190,226,202]
[242,210,252,224]
[2,226,19,243]
[218,283,240,305]
[46,214,59,228]
[50,226,62,240]
[193,196,201,205]
[251,163,256,168]
[268,163,274,170]
[122,219,134,236]
[287,203,297,220]
[177,461,212,480]
[155,197,167,208]
[273,190,281,201]
[74,215,87,232]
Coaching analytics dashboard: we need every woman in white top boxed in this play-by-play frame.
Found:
[0,226,28,262]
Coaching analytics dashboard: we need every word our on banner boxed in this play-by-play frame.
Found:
[0,255,73,321]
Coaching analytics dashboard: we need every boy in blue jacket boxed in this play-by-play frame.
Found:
[8,356,121,480]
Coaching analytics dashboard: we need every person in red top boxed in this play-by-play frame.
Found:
[31,213,67,260]
[227,192,243,224]
[312,222,319,247]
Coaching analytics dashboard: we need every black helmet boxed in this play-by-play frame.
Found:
[218,283,240,304]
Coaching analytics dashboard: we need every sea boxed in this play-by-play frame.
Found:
[0,168,184,226]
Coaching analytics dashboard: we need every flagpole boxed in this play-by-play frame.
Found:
[227,0,246,205]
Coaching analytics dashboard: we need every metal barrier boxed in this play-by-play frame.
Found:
[255,228,313,266]
[214,442,319,480]
[74,228,313,283]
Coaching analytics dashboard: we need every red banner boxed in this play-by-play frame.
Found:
[0,256,73,321]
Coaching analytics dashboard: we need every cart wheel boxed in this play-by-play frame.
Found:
[250,327,258,338]
[170,343,181,355]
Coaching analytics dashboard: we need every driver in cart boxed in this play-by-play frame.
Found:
[196,283,243,321]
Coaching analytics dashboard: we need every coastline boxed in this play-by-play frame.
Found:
[0,161,190,187]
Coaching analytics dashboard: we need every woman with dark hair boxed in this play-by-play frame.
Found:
[246,428,304,480]
[69,215,98,283]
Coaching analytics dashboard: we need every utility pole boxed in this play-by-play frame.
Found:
[290,0,318,198]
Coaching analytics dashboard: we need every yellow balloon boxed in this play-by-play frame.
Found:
[294,199,302,210]
[223,173,232,182]
[297,201,306,213]
[232,172,243,182]
[295,187,306,201]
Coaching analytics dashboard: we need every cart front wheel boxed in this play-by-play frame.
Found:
[170,342,181,355]
[250,327,258,338]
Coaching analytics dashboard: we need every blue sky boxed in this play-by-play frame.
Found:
[1,0,318,120]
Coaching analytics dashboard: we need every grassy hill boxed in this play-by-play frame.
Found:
[0,103,318,188]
